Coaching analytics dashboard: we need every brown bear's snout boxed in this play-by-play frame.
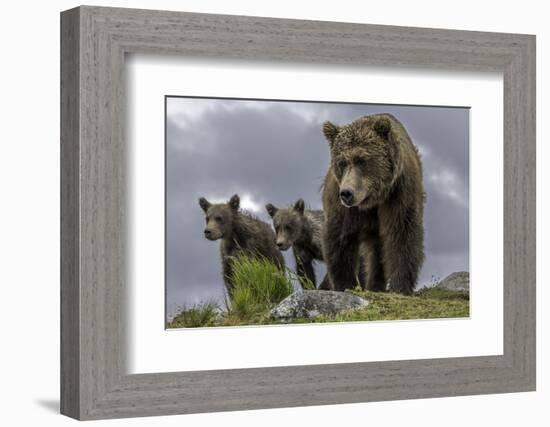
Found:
[339,188,355,206]
[276,240,290,251]
[204,228,220,240]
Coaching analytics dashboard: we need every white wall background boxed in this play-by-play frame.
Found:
[0,0,546,425]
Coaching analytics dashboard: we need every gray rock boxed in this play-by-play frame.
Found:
[271,290,369,320]
[436,271,470,292]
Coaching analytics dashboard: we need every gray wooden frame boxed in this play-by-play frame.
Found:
[60,5,536,420]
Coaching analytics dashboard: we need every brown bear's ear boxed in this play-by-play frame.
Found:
[265,203,278,218]
[293,199,305,215]
[322,121,339,146]
[228,194,240,210]
[198,197,211,212]
[372,116,391,139]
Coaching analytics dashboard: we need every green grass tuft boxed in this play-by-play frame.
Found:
[297,275,316,291]
[224,254,294,323]
[168,302,219,328]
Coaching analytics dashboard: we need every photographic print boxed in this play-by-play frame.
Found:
[166,96,470,328]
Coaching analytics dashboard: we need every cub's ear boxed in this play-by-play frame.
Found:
[265,203,278,218]
[198,197,211,212]
[228,194,240,210]
[322,121,339,146]
[293,199,305,215]
[373,116,391,138]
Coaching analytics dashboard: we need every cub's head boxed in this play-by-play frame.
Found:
[265,199,306,251]
[198,194,240,241]
[323,114,402,208]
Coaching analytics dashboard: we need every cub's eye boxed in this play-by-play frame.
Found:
[337,159,347,170]
[284,225,292,232]
[214,215,223,223]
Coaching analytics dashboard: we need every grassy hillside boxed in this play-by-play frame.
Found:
[304,287,469,324]
[167,257,469,329]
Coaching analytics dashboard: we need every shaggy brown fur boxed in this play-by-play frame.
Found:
[321,113,425,295]
[265,199,330,289]
[199,194,285,297]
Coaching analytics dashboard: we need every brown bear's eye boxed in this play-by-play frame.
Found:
[337,159,347,170]
[214,215,223,223]
[355,158,367,168]
[284,225,292,232]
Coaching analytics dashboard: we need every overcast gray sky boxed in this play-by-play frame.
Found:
[166,97,469,316]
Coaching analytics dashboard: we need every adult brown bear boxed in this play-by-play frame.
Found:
[321,113,425,295]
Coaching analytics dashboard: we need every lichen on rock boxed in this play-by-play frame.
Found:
[270,290,369,320]
[436,272,469,292]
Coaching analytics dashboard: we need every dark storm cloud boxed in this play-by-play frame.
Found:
[166,98,469,314]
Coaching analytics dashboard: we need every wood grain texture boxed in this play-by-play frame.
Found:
[60,7,80,419]
[60,5,536,420]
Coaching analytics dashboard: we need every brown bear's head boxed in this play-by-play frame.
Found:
[198,194,240,241]
[323,114,402,208]
[265,199,306,251]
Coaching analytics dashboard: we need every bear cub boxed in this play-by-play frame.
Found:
[199,194,285,297]
[265,199,329,290]
[322,113,425,295]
